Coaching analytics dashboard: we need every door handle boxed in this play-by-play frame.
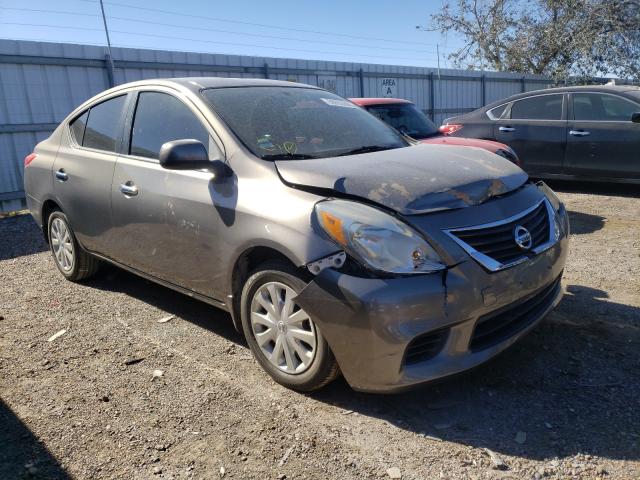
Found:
[55,169,68,181]
[498,126,516,132]
[119,183,139,196]
[569,130,590,137]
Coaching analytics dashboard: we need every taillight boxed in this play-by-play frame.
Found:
[24,153,37,167]
[438,124,464,135]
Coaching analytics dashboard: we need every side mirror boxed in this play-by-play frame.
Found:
[159,140,232,180]
[631,112,640,123]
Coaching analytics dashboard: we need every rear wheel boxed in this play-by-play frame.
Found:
[47,210,100,282]
[240,260,339,391]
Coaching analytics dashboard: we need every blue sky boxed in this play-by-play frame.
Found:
[0,0,463,67]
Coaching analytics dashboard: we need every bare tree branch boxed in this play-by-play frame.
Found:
[428,0,640,81]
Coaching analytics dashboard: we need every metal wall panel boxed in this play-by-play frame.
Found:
[0,39,556,211]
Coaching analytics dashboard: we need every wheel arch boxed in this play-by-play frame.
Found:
[41,198,62,243]
[229,245,308,332]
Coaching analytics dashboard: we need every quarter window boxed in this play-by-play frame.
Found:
[510,94,563,120]
[487,104,507,120]
[573,93,639,121]
[69,111,88,144]
[130,92,210,160]
[82,95,127,152]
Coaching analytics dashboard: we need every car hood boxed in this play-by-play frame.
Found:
[419,135,507,152]
[275,144,528,215]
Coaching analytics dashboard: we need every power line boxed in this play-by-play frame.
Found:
[71,0,446,48]
[0,7,447,55]
[107,16,445,55]
[0,22,439,62]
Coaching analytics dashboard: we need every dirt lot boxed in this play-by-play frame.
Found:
[1,183,639,480]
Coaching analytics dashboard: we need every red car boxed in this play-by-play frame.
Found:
[349,98,520,165]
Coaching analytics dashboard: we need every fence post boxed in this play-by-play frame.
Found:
[263,62,269,79]
[428,72,435,121]
[520,76,526,93]
[358,68,364,97]
[104,53,114,88]
[480,74,486,106]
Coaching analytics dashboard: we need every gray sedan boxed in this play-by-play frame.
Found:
[24,78,569,392]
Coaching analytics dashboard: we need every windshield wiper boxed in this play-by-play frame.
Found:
[337,145,397,156]
[261,153,317,160]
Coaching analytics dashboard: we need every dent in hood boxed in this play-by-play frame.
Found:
[275,144,528,214]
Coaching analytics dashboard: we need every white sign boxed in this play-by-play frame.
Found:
[381,78,397,98]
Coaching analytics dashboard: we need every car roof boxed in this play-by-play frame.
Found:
[349,98,413,106]
[107,77,322,94]
[482,84,640,110]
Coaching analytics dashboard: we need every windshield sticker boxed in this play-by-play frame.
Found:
[320,98,357,108]
[282,141,298,154]
[257,134,280,152]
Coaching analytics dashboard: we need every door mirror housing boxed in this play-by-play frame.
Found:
[159,139,232,180]
[631,112,640,123]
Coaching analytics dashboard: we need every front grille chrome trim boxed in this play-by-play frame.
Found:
[443,198,557,272]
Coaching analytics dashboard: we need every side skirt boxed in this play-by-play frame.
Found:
[89,251,230,312]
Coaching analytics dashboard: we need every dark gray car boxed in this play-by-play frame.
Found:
[24,78,569,392]
[442,85,640,183]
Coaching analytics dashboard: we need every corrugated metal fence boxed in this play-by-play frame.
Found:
[0,39,554,211]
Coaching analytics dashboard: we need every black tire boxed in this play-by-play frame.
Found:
[240,260,339,391]
[47,210,100,282]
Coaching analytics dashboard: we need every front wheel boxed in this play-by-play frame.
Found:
[47,210,100,282]
[240,261,339,391]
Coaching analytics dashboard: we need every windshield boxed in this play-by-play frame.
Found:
[201,87,406,159]
[365,103,439,139]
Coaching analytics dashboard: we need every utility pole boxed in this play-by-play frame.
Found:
[416,25,443,122]
[99,0,116,84]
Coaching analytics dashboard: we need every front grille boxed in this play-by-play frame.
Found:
[446,199,552,270]
[470,276,561,351]
[405,328,449,365]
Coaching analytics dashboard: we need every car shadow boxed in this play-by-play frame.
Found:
[0,215,48,260]
[567,210,605,234]
[308,283,640,462]
[0,398,70,479]
[83,266,246,347]
[543,179,640,199]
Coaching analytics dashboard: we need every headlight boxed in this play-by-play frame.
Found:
[314,200,445,274]
[537,181,569,239]
[554,202,569,239]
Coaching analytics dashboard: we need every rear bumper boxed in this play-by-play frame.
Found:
[26,194,43,227]
[296,233,568,393]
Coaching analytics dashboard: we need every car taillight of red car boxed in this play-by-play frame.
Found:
[24,153,37,166]
[438,124,464,135]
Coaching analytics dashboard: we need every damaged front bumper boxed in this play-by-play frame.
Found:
[295,232,568,393]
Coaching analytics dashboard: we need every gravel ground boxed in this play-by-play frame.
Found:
[1,183,639,480]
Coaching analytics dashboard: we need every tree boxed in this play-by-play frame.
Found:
[429,0,640,81]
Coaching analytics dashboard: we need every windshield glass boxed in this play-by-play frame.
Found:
[365,103,439,139]
[201,87,406,159]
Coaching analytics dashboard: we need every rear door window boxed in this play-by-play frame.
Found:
[573,93,639,121]
[510,94,563,120]
[69,111,88,144]
[130,92,210,160]
[83,95,127,152]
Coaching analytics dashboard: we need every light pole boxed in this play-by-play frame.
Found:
[416,25,442,122]
[99,0,116,85]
